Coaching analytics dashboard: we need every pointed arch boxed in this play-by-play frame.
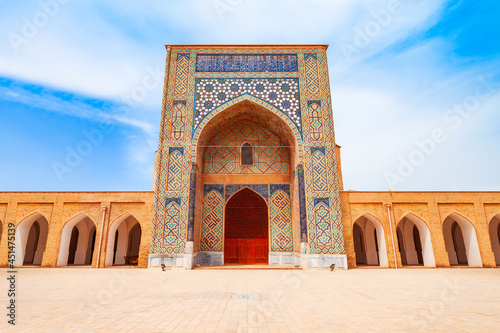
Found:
[352,213,388,267]
[192,96,303,163]
[488,214,500,266]
[225,186,268,204]
[397,213,436,267]
[224,187,269,264]
[14,212,49,266]
[443,212,482,267]
[240,142,254,166]
[57,213,97,266]
[105,212,142,266]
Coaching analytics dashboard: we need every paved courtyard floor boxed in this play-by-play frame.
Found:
[1,267,499,332]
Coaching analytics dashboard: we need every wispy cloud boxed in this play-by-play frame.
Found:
[0,82,155,136]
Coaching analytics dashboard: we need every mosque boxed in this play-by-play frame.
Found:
[1,45,499,270]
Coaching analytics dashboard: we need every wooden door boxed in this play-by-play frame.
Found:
[224,188,269,265]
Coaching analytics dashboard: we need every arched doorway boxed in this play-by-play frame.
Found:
[489,215,500,266]
[105,214,142,266]
[396,214,435,267]
[14,213,49,266]
[352,214,388,267]
[224,188,268,264]
[443,213,482,267]
[353,223,366,265]
[57,214,96,266]
[195,100,298,266]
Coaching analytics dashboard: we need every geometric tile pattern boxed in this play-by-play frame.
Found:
[191,94,304,163]
[270,185,293,252]
[304,53,320,97]
[174,53,190,96]
[311,148,328,192]
[204,120,289,174]
[193,78,301,135]
[163,198,181,247]
[225,184,269,203]
[166,147,184,191]
[200,185,224,251]
[196,54,299,72]
[313,198,333,247]
[308,101,324,141]
[170,101,186,140]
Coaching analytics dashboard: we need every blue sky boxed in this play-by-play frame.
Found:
[0,0,499,191]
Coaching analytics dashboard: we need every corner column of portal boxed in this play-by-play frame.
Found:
[184,163,197,269]
[298,164,309,269]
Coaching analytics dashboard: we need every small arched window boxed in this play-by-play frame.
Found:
[241,142,253,166]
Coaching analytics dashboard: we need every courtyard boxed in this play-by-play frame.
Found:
[1,267,499,332]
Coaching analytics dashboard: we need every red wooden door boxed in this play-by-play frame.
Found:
[224,188,269,265]
[254,238,268,264]
[225,238,238,264]
[246,239,256,264]
[237,239,247,264]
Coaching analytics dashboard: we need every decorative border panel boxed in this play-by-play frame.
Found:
[166,147,184,191]
[269,185,293,252]
[173,53,190,97]
[170,101,187,140]
[200,185,224,251]
[304,53,320,97]
[313,198,333,247]
[196,54,298,72]
[307,101,324,141]
[311,147,328,192]
[163,198,181,246]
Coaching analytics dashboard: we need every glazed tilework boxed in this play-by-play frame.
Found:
[170,101,187,140]
[163,198,181,247]
[151,46,345,257]
[308,101,324,141]
[166,147,184,191]
[191,94,304,163]
[311,147,328,192]
[204,120,289,174]
[193,78,302,136]
[174,54,190,97]
[313,198,333,247]
[200,185,224,251]
[196,54,298,72]
[225,184,268,203]
[269,185,293,252]
[304,53,320,97]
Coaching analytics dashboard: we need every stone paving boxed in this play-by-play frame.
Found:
[1,267,499,332]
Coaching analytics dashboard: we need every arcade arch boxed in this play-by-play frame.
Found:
[489,214,500,266]
[396,214,435,267]
[57,214,96,266]
[14,213,49,266]
[105,213,142,266]
[352,214,388,267]
[443,213,482,267]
